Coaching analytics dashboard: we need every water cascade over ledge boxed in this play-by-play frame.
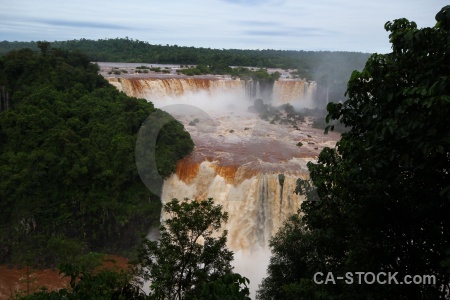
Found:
[105,72,338,296]
[107,77,317,107]
[162,159,308,250]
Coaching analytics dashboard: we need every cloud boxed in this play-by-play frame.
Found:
[37,19,132,30]
[238,20,281,27]
[220,0,273,5]
[243,30,292,36]
[0,0,445,52]
[244,27,334,37]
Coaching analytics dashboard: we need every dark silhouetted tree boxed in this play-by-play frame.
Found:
[136,198,250,300]
[258,6,450,299]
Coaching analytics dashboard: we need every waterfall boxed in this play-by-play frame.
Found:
[105,73,338,297]
[256,175,270,247]
[160,158,308,252]
[159,158,310,296]
[108,77,245,99]
[272,80,317,107]
[106,75,330,250]
[107,77,317,108]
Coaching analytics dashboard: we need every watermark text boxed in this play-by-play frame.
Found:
[313,272,436,285]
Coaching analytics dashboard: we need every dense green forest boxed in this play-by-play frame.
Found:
[0,43,194,266]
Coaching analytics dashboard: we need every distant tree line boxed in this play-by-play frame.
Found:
[0,38,370,81]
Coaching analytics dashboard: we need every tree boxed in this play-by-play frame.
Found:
[258,6,450,299]
[19,253,144,300]
[257,214,326,300]
[0,47,193,266]
[136,198,250,300]
[37,41,50,56]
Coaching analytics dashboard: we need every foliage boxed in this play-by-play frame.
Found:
[310,109,348,133]
[176,64,281,82]
[18,253,144,300]
[200,273,250,300]
[136,198,249,300]
[0,46,194,266]
[257,214,324,300]
[258,6,450,299]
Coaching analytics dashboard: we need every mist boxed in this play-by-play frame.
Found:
[231,249,272,298]
[309,52,370,106]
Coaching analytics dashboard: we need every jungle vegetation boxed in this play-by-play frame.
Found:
[0,43,194,267]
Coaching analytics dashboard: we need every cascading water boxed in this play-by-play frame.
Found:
[108,77,245,100]
[107,77,317,107]
[105,72,339,297]
[161,159,309,251]
[272,80,317,107]
[257,175,269,247]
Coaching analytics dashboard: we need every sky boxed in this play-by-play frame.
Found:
[0,0,447,53]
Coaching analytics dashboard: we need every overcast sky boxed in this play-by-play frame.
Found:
[0,0,446,53]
